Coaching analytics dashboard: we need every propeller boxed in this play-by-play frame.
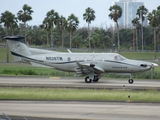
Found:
[140,63,158,68]
[140,62,158,79]
[151,63,159,79]
[151,63,159,68]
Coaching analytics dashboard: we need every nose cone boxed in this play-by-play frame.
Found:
[152,63,159,68]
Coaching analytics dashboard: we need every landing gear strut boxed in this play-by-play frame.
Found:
[128,74,134,84]
[93,75,99,82]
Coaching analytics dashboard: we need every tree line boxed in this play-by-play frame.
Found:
[0,4,160,55]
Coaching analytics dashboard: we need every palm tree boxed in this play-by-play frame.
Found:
[148,8,160,60]
[67,14,79,50]
[132,17,140,51]
[46,9,59,49]
[72,34,81,48]
[136,5,148,52]
[104,35,112,49]
[0,10,16,35]
[10,18,18,35]
[90,29,100,49]
[17,4,33,43]
[108,5,122,52]
[58,15,67,48]
[0,10,16,62]
[41,17,50,48]
[83,7,96,50]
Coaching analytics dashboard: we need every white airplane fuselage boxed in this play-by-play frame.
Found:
[29,52,152,73]
[5,36,158,84]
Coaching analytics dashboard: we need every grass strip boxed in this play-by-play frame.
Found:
[0,87,160,103]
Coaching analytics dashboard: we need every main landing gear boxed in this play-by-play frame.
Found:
[128,74,134,84]
[85,75,100,83]
[85,74,134,84]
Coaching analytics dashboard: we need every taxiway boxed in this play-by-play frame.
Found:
[0,76,160,90]
[0,101,160,120]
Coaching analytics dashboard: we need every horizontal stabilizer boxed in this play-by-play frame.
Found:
[4,36,25,41]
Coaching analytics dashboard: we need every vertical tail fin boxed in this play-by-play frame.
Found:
[4,36,32,61]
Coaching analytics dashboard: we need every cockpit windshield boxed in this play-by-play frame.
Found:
[114,55,126,61]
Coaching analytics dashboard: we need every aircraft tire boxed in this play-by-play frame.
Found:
[128,79,134,84]
[85,76,92,83]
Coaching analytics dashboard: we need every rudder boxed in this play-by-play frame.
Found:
[4,36,32,62]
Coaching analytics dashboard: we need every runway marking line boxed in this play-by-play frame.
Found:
[50,77,60,79]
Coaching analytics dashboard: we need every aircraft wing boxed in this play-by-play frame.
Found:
[76,61,105,74]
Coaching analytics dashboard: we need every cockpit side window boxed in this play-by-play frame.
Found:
[114,55,126,61]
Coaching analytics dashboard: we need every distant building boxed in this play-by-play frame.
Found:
[112,0,146,29]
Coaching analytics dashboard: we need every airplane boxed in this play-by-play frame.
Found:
[4,36,159,84]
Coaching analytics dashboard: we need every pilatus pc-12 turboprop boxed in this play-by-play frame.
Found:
[5,36,158,84]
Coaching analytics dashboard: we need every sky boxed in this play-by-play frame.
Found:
[0,0,160,28]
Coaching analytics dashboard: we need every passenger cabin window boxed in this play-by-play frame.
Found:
[114,55,126,61]
[76,57,79,61]
[84,57,87,62]
[67,57,71,62]
[92,57,96,61]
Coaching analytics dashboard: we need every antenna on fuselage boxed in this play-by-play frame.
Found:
[67,49,72,53]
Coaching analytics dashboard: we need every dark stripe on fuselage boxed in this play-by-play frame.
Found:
[11,51,77,65]
[104,60,138,67]
[11,51,140,68]
[11,51,43,63]
[11,52,23,57]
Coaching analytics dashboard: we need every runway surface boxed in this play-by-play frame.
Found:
[0,101,160,120]
[0,76,160,90]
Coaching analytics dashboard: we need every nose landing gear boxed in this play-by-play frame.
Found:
[128,79,134,84]
[128,74,134,84]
